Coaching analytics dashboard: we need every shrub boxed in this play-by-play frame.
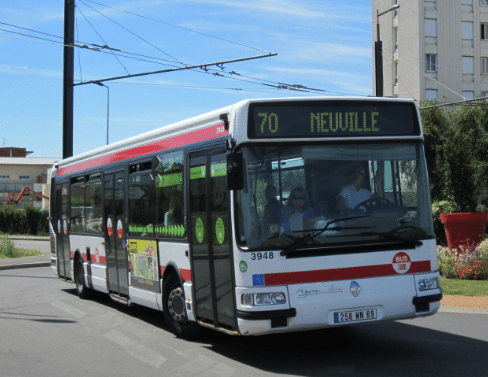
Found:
[0,205,49,235]
[438,239,488,280]
[459,263,488,280]
[0,234,15,258]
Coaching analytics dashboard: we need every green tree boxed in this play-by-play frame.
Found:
[421,102,488,212]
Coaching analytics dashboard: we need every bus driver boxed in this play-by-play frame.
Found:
[337,165,383,211]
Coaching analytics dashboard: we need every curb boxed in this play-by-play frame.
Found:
[0,261,51,271]
[439,306,488,315]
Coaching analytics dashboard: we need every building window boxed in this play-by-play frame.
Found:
[426,54,437,71]
[463,56,474,74]
[19,176,30,180]
[481,23,488,40]
[481,57,488,75]
[462,91,475,99]
[462,22,474,39]
[426,89,438,100]
[481,0,488,6]
[462,0,473,4]
[425,19,437,37]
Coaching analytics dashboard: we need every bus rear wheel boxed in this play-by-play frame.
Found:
[74,256,90,299]
[162,273,202,339]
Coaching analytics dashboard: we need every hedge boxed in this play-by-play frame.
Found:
[0,205,49,235]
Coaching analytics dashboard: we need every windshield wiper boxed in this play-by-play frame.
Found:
[359,231,423,248]
[280,215,372,256]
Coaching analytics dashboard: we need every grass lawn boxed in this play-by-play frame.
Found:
[0,247,42,259]
[0,235,42,259]
[440,277,488,296]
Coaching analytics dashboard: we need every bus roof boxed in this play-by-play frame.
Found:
[54,96,420,176]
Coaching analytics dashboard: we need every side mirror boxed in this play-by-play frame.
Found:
[227,152,244,190]
[424,134,436,173]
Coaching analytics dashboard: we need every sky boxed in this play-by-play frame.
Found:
[0,0,373,158]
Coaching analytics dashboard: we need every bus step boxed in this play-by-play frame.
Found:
[110,294,132,306]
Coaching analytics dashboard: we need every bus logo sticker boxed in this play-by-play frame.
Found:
[195,218,204,244]
[239,261,248,273]
[57,220,61,234]
[215,218,225,244]
[117,220,123,239]
[107,218,113,237]
[392,252,411,274]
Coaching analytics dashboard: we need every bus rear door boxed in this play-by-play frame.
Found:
[104,171,129,297]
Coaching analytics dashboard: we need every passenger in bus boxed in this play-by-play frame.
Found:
[164,190,184,226]
[336,165,383,211]
[281,187,319,234]
[263,185,283,235]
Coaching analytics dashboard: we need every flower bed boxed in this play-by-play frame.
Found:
[437,239,488,280]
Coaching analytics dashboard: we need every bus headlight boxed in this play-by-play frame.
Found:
[242,292,286,306]
[418,277,440,291]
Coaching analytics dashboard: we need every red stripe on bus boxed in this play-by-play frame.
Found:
[180,269,192,282]
[56,124,228,176]
[262,260,432,286]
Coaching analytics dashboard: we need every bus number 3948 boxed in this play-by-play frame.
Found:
[251,252,274,261]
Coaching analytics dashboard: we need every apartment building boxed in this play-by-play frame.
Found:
[372,0,488,102]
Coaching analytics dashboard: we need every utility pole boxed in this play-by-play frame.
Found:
[62,0,75,159]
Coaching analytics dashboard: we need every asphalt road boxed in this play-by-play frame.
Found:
[1,266,487,377]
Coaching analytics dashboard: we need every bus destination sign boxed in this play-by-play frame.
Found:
[248,101,419,139]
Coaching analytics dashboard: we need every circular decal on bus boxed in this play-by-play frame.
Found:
[107,218,113,237]
[215,218,225,244]
[392,252,411,274]
[195,218,204,244]
[239,261,248,273]
[117,220,123,239]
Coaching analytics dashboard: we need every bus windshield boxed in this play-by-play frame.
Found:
[235,143,435,252]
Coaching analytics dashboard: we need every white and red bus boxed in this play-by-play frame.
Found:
[50,97,442,338]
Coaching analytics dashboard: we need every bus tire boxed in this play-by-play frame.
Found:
[162,273,202,339]
[74,255,90,299]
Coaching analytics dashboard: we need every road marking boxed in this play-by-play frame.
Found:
[51,301,86,318]
[105,329,166,368]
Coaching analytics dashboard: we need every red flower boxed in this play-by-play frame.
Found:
[459,263,488,280]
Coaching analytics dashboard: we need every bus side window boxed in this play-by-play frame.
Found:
[70,176,85,233]
[155,151,186,239]
[128,162,155,236]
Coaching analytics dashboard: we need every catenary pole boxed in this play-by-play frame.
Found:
[62,0,75,158]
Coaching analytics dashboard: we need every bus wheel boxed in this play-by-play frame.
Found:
[74,256,90,299]
[163,273,202,339]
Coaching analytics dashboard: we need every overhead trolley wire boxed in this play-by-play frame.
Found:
[83,0,272,54]
[75,4,130,75]
[77,0,184,65]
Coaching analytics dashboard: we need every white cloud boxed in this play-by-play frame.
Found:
[0,64,61,78]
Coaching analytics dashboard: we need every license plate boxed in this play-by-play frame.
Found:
[334,308,378,324]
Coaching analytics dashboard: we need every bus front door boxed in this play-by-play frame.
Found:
[104,171,129,297]
[189,152,236,331]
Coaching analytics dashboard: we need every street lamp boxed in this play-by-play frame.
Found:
[375,4,400,97]
[95,82,110,145]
